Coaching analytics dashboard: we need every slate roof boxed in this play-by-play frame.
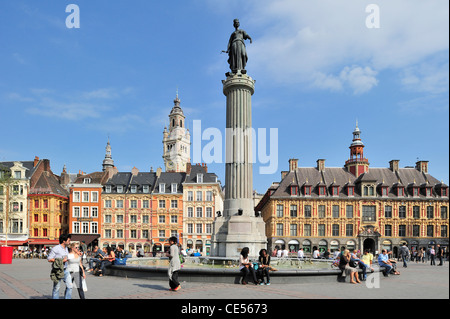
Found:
[129,172,158,193]
[155,172,186,194]
[31,171,69,197]
[103,172,133,193]
[73,171,109,185]
[184,164,218,184]
[0,161,37,178]
[268,166,448,200]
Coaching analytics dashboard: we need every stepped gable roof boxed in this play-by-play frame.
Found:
[184,164,218,184]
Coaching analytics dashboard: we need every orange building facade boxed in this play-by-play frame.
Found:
[68,171,109,247]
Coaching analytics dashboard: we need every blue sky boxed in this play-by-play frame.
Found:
[1,0,448,193]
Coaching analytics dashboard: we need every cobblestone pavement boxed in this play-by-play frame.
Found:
[0,258,448,301]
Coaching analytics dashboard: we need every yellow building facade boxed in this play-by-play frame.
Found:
[257,126,449,256]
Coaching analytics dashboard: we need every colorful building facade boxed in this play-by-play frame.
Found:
[257,124,449,256]
[182,163,223,255]
[27,158,69,248]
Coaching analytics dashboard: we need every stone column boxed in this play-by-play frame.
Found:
[223,71,254,217]
[211,71,267,258]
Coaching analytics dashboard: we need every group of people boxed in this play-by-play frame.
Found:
[47,234,86,299]
[402,244,447,266]
[47,235,448,296]
[47,234,131,299]
[337,249,378,284]
[239,248,273,286]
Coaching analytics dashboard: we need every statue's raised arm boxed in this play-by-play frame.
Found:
[226,19,252,73]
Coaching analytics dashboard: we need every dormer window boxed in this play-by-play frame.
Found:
[426,187,432,197]
[290,185,298,196]
[304,186,311,196]
[319,186,326,196]
[332,186,339,196]
[348,186,354,197]
[143,185,149,193]
[105,185,111,193]
[363,185,375,196]
[171,183,177,193]
[413,187,419,197]
[159,183,165,193]
[130,185,137,193]
[117,185,123,193]
[83,178,91,184]
[381,187,388,197]
[442,187,448,197]
[397,187,404,197]
[197,174,203,183]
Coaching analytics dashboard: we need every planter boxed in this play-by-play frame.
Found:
[0,246,13,264]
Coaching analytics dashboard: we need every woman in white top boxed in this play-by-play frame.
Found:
[239,247,258,285]
[68,243,86,299]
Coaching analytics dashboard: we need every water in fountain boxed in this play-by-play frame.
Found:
[126,256,335,270]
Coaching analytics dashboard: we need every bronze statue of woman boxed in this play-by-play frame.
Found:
[226,19,252,73]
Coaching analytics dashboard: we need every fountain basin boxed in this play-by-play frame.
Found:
[104,257,386,284]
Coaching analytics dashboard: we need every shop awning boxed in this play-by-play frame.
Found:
[28,239,60,246]
[0,240,28,246]
[69,234,100,246]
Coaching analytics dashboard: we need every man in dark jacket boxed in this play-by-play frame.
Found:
[437,245,444,266]
[399,243,410,268]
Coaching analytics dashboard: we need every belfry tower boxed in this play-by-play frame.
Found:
[162,94,191,172]
[345,121,370,177]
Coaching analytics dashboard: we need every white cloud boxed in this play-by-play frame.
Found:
[231,0,448,94]
[339,66,378,94]
[8,87,137,123]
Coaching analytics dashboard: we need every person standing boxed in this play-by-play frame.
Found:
[399,243,410,268]
[421,248,427,263]
[68,243,86,299]
[417,248,423,264]
[166,236,181,291]
[437,245,444,266]
[297,248,305,259]
[47,234,72,299]
[430,246,436,266]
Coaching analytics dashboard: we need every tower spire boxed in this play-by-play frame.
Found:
[102,138,114,171]
[345,123,369,177]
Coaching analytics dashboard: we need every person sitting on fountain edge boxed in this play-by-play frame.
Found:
[239,247,258,285]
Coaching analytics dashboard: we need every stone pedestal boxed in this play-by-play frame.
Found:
[211,71,267,258]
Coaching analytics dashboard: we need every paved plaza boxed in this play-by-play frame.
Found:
[0,258,448,301]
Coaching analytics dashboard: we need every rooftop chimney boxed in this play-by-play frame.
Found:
[33,156,40,167]
[389,160,400,172]
[289,158,298,172]
[317,159,326,172]
[416,160,429,174]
